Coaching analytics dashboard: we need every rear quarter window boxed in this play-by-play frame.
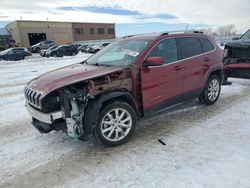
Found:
[200,38,215,52]
[178,37,203,59]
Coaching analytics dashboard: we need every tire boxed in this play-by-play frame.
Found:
[35,48,41,53]
[199,75,221,105]
[94,101,137,146]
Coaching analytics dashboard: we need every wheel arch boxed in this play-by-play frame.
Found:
[83,90,140,135]
[204,67,224,86]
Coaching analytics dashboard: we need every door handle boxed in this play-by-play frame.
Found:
[173,66,182,71]
[204,57,210,62]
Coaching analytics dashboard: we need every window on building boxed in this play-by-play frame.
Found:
[107,28,115,35]
[97,28,105,35]
[75,28,84,35]
[90,28,95,35]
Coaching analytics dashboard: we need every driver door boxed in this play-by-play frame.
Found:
[141,38,184,113]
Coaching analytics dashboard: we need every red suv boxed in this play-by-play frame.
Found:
[24,31,223,146]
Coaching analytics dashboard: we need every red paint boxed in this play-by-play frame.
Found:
[27,33,223,114]
[145,56,164,66]
[29,63,122,97]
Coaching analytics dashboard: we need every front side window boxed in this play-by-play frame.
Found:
[87,39,151,67]
[147,38,178,64]
[178,37,203,59]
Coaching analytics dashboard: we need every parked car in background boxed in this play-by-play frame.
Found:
[46,45,78,57]
[0,47,31,61]
[101,42,110,47]
[71,42,83,49]
[24,31,223,146]
[223,29,250,81]
[78,45,89,52]
[88,45,102,54]
[39,45,58,57]
[31,40,55,53]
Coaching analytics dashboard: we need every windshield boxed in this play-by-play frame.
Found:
[48,45,58,50]
[241,29,250,40]
[0,48,11,55]
[86,39,151,67]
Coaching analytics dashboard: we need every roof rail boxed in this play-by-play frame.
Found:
[121,32,158,39]
[160,30,204,36]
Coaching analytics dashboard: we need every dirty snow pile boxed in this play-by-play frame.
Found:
[0,54,250,188]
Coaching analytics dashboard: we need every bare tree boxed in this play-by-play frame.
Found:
[217,24,237,36]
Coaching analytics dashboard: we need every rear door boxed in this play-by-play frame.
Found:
[141,38,184,113]
[178,37,210,95]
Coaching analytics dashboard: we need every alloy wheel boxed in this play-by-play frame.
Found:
[100,108,132,142]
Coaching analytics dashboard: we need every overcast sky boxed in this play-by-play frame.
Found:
[0,0,249,36]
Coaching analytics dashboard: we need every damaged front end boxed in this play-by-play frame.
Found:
[223,42,250,65]
[24,68,133,140]
[25,83,92,139]
[223,41,250,79]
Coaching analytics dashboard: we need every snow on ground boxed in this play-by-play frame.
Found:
[0,55,250,188]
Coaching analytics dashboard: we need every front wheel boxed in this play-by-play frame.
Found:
[199,75,221,105]
[35,48,41,53]
[94,101,137,146]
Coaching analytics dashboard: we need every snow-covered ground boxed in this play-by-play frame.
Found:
[0,54,250,188]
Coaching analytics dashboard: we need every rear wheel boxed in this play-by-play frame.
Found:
[94,101,136,146]
[52,53,57,57]
[35,47,41,53]
[199,75,221,105]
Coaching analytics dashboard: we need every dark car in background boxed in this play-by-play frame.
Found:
[223,29,250,80]
[78,45,89,53]
[39,45,58,57]
[31,40,55,53]
[46,45,78,57]
[0,47,31,61]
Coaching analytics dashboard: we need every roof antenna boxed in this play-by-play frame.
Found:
[184,24,189,33]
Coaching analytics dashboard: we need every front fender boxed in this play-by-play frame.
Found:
[83,90,139,136]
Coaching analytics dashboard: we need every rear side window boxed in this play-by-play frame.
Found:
[200,38,214,52]
[148,38,178,64]
[178,37,203,59]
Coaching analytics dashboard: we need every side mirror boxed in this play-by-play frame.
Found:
[145,57,164,67]
[232,37,239,40]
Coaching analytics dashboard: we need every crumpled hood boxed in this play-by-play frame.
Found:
[28,63,122,96]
